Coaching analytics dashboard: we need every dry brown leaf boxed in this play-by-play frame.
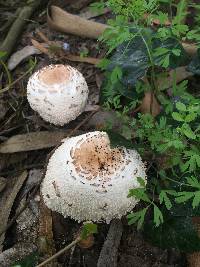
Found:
[0,130,82,153]
[182,42,198,56]
[78,234,94,249]
[157,66,193,91]
[47,5,108,39]
[140,91,161,117]
[64,54,100,65]
[8,45,41,70]
[46,5,197,58]
[0,171,28,251]
[31,39,50,55]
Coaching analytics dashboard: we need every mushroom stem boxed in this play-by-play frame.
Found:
[36,237,81,267]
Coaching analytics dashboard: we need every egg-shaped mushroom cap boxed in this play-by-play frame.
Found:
[27,64,88,126]
[41,131,146,223]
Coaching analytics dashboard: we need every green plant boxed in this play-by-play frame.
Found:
[92,0,200,252]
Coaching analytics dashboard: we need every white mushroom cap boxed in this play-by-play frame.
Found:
[41,131,146,223]
[27,64,88,126]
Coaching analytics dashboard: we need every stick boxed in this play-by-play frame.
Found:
[36,237,81,267]
[97,219,123,267]
[0,1,42,62]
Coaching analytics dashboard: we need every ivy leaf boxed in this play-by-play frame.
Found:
[109,29,187,87]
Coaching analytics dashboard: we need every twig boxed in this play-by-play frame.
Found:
[0,180,41,238]
[36,237,81,267]
[0,62,36,94]
[97,219,123,267]
[0,1,42,62]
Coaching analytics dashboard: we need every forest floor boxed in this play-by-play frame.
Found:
[0,1,188,266]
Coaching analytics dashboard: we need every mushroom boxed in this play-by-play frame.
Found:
[41,131,146,223]
[27,64,88,125]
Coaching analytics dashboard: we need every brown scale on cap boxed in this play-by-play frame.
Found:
[38,65,71,85]
[72,133,124,181]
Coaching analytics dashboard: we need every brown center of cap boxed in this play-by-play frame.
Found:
[39,65,70,85]
[72,134,124,180]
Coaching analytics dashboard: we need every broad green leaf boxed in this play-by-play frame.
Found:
[172,112,184,121]
[185,113,197,122]
[176,101,186,112]
[108,29,187,87]
[182,124,196,139]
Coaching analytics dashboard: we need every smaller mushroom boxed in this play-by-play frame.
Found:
[41,131,146,223]
[27,64,88,126]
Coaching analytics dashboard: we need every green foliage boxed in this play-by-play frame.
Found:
[144,216,200,252]
[81,222,98,239]
[93,0,200,252]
